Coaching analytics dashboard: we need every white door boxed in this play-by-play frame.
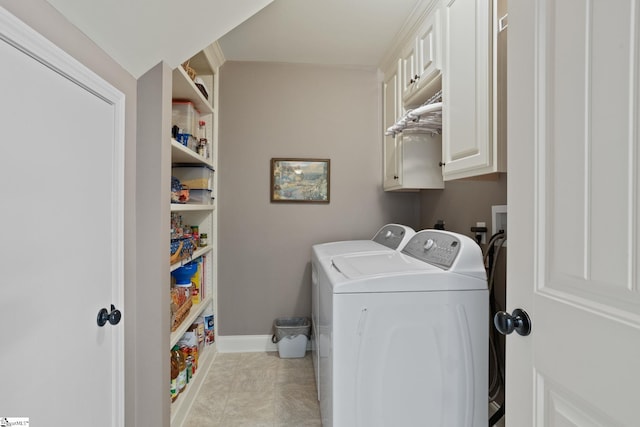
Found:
[0,8,125,426]
[506,1,640,425]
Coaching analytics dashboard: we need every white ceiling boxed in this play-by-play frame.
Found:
[44,0,424,77]
[45,0,273,78]
[218,0,424,68]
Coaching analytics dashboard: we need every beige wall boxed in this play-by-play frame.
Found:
[218,61,420,336]
[419,173,507,235]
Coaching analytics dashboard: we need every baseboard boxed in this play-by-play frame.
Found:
[216,334,312,353]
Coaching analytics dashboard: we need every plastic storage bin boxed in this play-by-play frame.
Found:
[172,165,214,190]
[272,317,310,358]
[187,189,213,205]
[172,101,198,136]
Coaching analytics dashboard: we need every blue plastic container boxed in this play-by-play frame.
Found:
[171,262,198,286]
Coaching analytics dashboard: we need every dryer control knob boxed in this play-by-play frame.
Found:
[423,239,435,250]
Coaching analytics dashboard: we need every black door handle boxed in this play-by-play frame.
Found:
[494,308,531,336]
[97,304,122,327]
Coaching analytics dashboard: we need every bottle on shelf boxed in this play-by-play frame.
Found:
[170,349,179,402]
[172,345,187,395]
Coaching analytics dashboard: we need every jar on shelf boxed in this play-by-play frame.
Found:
[199,233,208,247]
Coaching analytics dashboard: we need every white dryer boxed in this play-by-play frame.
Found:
[312,224,415,262]
[310,224,415,394]
[317,229,488,427]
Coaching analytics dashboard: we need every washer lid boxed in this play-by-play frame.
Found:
[332,251,439,279]
[312,240,393,261]
[330,251,487,293]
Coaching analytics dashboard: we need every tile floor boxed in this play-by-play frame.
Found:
[183,351,321,427]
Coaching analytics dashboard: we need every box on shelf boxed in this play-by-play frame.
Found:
[194,77,209,100]
[191,319,205,349]
[172,101,199,136]
[188,189,213,205]
[172,165,214,190]
[203,314,214,345]
[191,259,202,304]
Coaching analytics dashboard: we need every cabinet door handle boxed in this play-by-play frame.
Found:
[439,162,445,167]
[393,175,399,180]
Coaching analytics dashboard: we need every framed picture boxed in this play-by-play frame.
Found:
[270,158,330,203]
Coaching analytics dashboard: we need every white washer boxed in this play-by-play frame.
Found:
[317,229,488,427]
[311,224,415,396]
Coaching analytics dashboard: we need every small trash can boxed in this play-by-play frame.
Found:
[272,317,311,358]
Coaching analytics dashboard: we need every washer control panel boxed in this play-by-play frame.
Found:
[402,230,462,269]
[372,224,411,249]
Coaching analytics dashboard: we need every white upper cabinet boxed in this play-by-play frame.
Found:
[441,0,506,180]
[384,58,444,191]
[403,7,443,108]
[381,0,445,191]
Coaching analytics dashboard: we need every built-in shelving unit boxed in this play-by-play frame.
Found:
[168,44,223,427]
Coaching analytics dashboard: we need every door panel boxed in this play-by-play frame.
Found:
[442,0,491,174]
[0,8,125,425]
[507,0,640,425]
[383,64,401,189]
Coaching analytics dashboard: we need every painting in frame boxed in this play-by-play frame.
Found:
[270,158,330,203]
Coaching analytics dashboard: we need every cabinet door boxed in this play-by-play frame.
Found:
[442,0,492,179]
[400,41,417,99]
[383,62,401,189]
[416,8,441,88]
[384,136,401,189]
[398,132,444,190]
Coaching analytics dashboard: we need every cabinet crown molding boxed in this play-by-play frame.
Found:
[378,0,440,73]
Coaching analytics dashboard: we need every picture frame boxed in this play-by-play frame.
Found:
[270,158,330,203]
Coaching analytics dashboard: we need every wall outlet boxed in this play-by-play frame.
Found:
[492,205,507,246]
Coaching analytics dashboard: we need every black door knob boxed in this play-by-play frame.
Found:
[109,305,122,325]
[494,308,531,336]
[97,304,122,327]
